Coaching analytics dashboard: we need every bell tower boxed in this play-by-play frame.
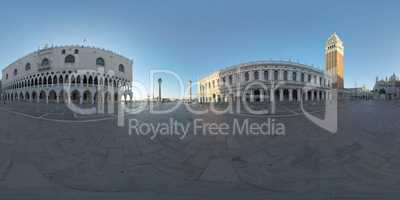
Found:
[325,32,344,89]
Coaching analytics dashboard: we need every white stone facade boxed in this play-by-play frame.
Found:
[198,60,332,103]
[1,45,133,104]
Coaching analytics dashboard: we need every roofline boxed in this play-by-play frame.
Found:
[2,45,133,72]
[199,59,326,81]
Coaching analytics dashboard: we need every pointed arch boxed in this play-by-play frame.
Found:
[83,75,88,85]
[71,75,76,84]
[76,75,81,85]
[65,74,69,84]
[48,90,57,102]
[25,92,30,101]
[88,76,93,86]
[104,78,108,86]
[94,76,98,85]
[83,90,92,104]
[71,90,80,103]
[59,75,64,84]
[59,90,68,103]
[53,75,57,85]
[39,91,46,102]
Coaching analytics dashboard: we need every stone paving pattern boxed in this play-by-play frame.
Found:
[0,101,399,199]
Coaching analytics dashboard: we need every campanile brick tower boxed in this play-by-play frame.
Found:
[325,33,344,89]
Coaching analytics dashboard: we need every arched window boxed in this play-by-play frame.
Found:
[96,57,105,66]
[283,71,288,81]
[65,55,75,63]
[74,49,79,54]
[14,69,18,76]
[264,71,269,80]
[292,71,297,81]
[119,64,125,72]
[244,72,249,81]
[25,63,31,71]
[61,49,66,54]
[5,74,8,80]
[274,71,279,80]
[41,58,50,66]
[254,71,259,80]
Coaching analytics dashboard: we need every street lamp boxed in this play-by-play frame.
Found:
[158,78,162,103]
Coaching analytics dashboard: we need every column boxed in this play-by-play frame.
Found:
[270,88,275,103]
[311,90,315,101]
[317,90,320,101]
[259,70,264,81]
[260,90,265,102]
[279,88,284,102]
[289,89,293,101]
[241,72,245,82]
[297,71,301,82]
[297,89,301,102]
[304,89,309,101]
[269,69,273,81]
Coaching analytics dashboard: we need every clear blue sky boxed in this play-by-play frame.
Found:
[1,0,399,98]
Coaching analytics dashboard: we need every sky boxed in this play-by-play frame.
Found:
[0,0,399,98]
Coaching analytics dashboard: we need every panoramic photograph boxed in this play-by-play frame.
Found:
[0,0,399,199]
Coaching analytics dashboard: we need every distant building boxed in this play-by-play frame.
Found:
[373,74,400,100]
[198,60,333,103]
[0,79,2,100]
[345,86,371,100]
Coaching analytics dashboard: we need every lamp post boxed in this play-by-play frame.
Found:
[188,80,192,103]
[158,78,162,103]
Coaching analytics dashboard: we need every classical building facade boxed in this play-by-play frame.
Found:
[198,60,332,103]
[325,32,344,89]
[1,45,133,104]
[373,74,400,100]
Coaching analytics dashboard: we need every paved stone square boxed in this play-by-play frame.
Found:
[0,100,399,199]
